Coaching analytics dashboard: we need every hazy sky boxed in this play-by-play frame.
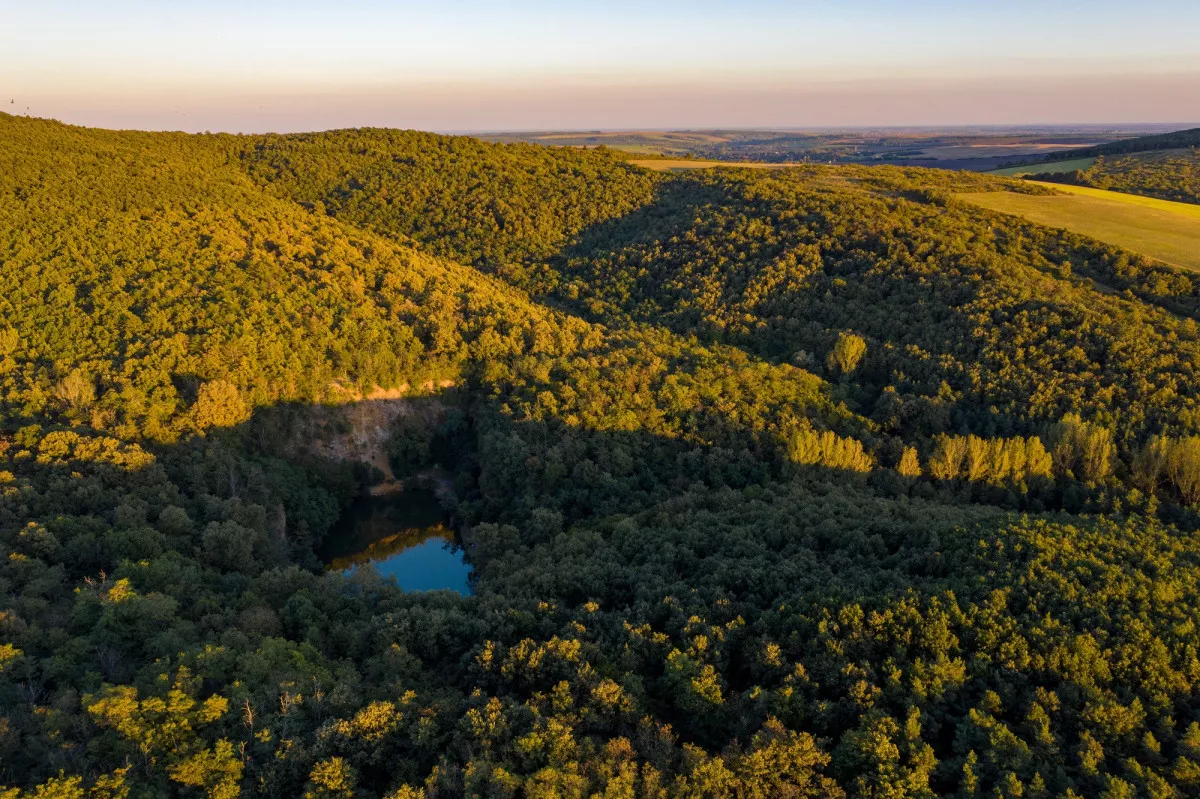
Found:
[3,0,1199,132]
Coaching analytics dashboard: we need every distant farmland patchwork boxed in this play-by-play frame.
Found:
[628,158,800,171]
[957,182,1200,272]
[481,127,1145,167]
[988,157,1097,177]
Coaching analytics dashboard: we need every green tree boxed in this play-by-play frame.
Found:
[827,332,868,376]
[192,380,250,431]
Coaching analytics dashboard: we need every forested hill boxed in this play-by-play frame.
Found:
[238,128,659,292]
[1034,148,1200,205]
[1042,126,1200,160]
[4,113,1200,797]
[240,129,1200,444]
[1024,126,1200,204]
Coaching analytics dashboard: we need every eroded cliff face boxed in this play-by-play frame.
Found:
[289,381,456,494]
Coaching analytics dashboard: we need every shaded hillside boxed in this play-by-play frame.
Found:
[4,114,1200,798]
[543,166,1200,445]
[247,131,1200,446]
[1043,126,1200,160]
[0,114,853,446]
[237,128,659,291]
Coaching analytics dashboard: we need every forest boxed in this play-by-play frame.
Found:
[4,112,1200,797]
[1033,148,1200,206]
[1040,127,1200,161]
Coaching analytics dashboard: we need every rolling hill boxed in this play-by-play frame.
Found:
[4,113,1200,798]
[993,127,1200,204]
[1031,148,1200,206]
[1043,126,1200,159]
[958,182,1200,271]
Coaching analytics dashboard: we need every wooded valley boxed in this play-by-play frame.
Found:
[3,113,1200,798]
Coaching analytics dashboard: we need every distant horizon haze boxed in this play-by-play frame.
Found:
[4,1,1198,133]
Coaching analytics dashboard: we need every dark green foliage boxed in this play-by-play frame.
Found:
[239,127,658,291]
[386,416,435,479]
[540,167,1200,441]
[1044,127,1200,160]
[3,113,1200,797]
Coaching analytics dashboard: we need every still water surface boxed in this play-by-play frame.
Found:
[320,489,472,595]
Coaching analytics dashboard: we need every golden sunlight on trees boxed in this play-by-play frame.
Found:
[1135,434,1200,504]
[51,368,95,414]
[7,113,1200,798]
[928,434,1052,485]
[192,380,250,431]
[896,446,922,478]
[1050,413,1115,485]
[826,332,867,376]
[788,424,874,472]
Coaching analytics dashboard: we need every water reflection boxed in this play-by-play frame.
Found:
[320,489,472,595]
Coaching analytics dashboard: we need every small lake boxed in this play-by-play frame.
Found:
[319,489,473,595]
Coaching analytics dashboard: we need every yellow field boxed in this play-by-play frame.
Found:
[1027,182,1200,218]
[957,183,1200,272]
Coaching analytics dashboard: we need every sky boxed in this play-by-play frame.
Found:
[2,0,1199,133]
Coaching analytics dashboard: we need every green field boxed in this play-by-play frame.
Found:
[988,157,1096,177]
[1034,181,1200,217]
[957,182,1200,271]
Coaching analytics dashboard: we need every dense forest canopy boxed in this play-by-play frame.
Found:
[4,112,1200,798]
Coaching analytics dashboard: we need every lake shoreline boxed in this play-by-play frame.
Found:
[319,485,474,595]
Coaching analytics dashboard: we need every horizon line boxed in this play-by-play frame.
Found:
[6,113,1200,138]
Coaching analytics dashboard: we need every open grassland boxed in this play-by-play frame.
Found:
[957,183,1200,271]
[988,157,1097,176]
[1032,181,1200,216]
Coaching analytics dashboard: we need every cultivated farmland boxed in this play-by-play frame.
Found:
[628,158,801,171]
[988,157,1097,176]
[957,182,1200,271]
